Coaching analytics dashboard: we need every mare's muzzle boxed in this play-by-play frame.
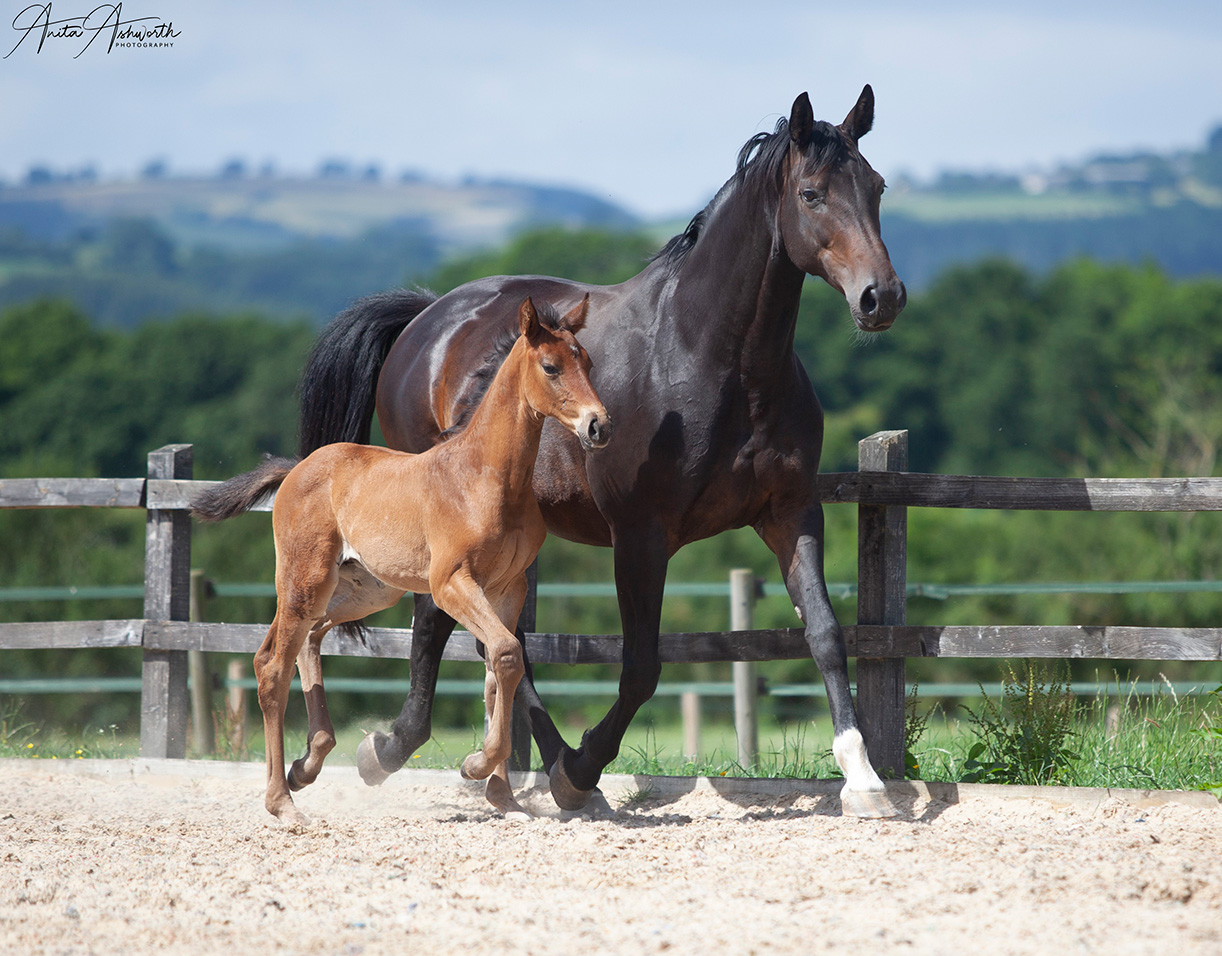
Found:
[852,278,907,331]
[582,414,613,450]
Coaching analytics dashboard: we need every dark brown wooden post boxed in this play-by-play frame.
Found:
[856,430,907,777]
[141,444,192,759]
[508,558,537,772]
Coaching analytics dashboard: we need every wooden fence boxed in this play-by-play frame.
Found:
[3,431,1221,776]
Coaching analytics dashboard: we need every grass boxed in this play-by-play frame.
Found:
[4,681,1218,795]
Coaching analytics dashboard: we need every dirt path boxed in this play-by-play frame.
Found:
[1,759,1218,955]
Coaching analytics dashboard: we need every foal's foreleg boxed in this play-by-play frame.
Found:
[433,573,524,783]
[479,666,532,821]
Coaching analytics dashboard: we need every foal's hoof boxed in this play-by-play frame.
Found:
[356,733,392,787]
[460,752,492,781]
[268,800,312,827]
[548,750,594,811]
[840,784,899,819]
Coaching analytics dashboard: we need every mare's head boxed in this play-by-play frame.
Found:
[518,295,612,451]
[775,86,906,331]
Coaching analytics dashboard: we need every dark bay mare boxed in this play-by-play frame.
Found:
[298,87,907,817]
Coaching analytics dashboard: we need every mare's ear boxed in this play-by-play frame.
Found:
[841,84,874,142]
[561,293,590,334]
[519,297,540,339]
[789,92,814,147]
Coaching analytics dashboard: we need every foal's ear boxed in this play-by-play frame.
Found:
[561,293,590,334]
[519,297,540,339]
[840,84,874,142]
[789,92,815,147]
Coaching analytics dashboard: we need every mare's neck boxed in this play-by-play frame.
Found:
[658,179,805,388]
[453,337,544,496]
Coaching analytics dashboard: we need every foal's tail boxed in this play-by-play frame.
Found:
[298,287,439,456]
[190,456,298,522]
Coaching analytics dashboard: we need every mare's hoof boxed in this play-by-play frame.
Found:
[840,785,899,819]
[548,751,594,811]
[356,733,392,787]
[559,787,614,820]
[286,763,304,792]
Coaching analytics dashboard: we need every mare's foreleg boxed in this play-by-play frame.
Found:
[761,506,897,818]
[550,527,666,810]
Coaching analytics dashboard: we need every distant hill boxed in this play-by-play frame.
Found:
[879,125,1222,287]
[0,171,638,252]
[0,172,640,324]
[2,126,1220,325]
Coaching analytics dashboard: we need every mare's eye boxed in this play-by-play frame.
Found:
[542,363,560,377]
[800,188,823,205]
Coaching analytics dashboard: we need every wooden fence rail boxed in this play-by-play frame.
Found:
[3,433,1222,775]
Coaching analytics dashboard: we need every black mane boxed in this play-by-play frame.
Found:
[654,116,850,274]
[437,301,567,442]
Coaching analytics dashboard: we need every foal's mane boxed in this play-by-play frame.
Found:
[653,115,850,274]
[437,301,568,443]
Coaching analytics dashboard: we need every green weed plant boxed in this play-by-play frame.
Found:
[960,660,1078,785]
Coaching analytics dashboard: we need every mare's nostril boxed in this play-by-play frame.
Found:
[587,417,612,446]
[859,285,879,316]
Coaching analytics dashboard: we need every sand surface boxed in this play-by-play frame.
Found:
[1,759,1219,955]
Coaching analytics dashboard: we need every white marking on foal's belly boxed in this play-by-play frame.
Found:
[339,539,362,566]
[832,728,885,793]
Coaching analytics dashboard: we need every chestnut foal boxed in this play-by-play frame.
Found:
[192,296,610,824]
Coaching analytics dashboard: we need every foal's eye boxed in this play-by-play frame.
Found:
[800,188,823,206]
[542,363,560,377]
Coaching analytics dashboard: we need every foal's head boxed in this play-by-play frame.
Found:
[517,295,612,451]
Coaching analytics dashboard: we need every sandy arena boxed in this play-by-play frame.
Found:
[1,759,1219,955]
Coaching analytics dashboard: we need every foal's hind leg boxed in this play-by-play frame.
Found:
[286,626,336,792]
[255,608,315,825]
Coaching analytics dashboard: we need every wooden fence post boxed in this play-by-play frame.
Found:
[507,558,537,771]
[856,430,908,777]
[226,658,247,755]
[141,444,193,759]
[681,691,701,759]
[188,568,214,756]
[730,568,758,767]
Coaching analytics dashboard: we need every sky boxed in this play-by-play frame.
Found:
[1,0,1220,219]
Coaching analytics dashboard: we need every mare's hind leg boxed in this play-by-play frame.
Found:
[357,592,456,785]
[549,527,666,810]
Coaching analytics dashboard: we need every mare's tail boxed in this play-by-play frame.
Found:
[190,456,298,522]
[298,287,439,456]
